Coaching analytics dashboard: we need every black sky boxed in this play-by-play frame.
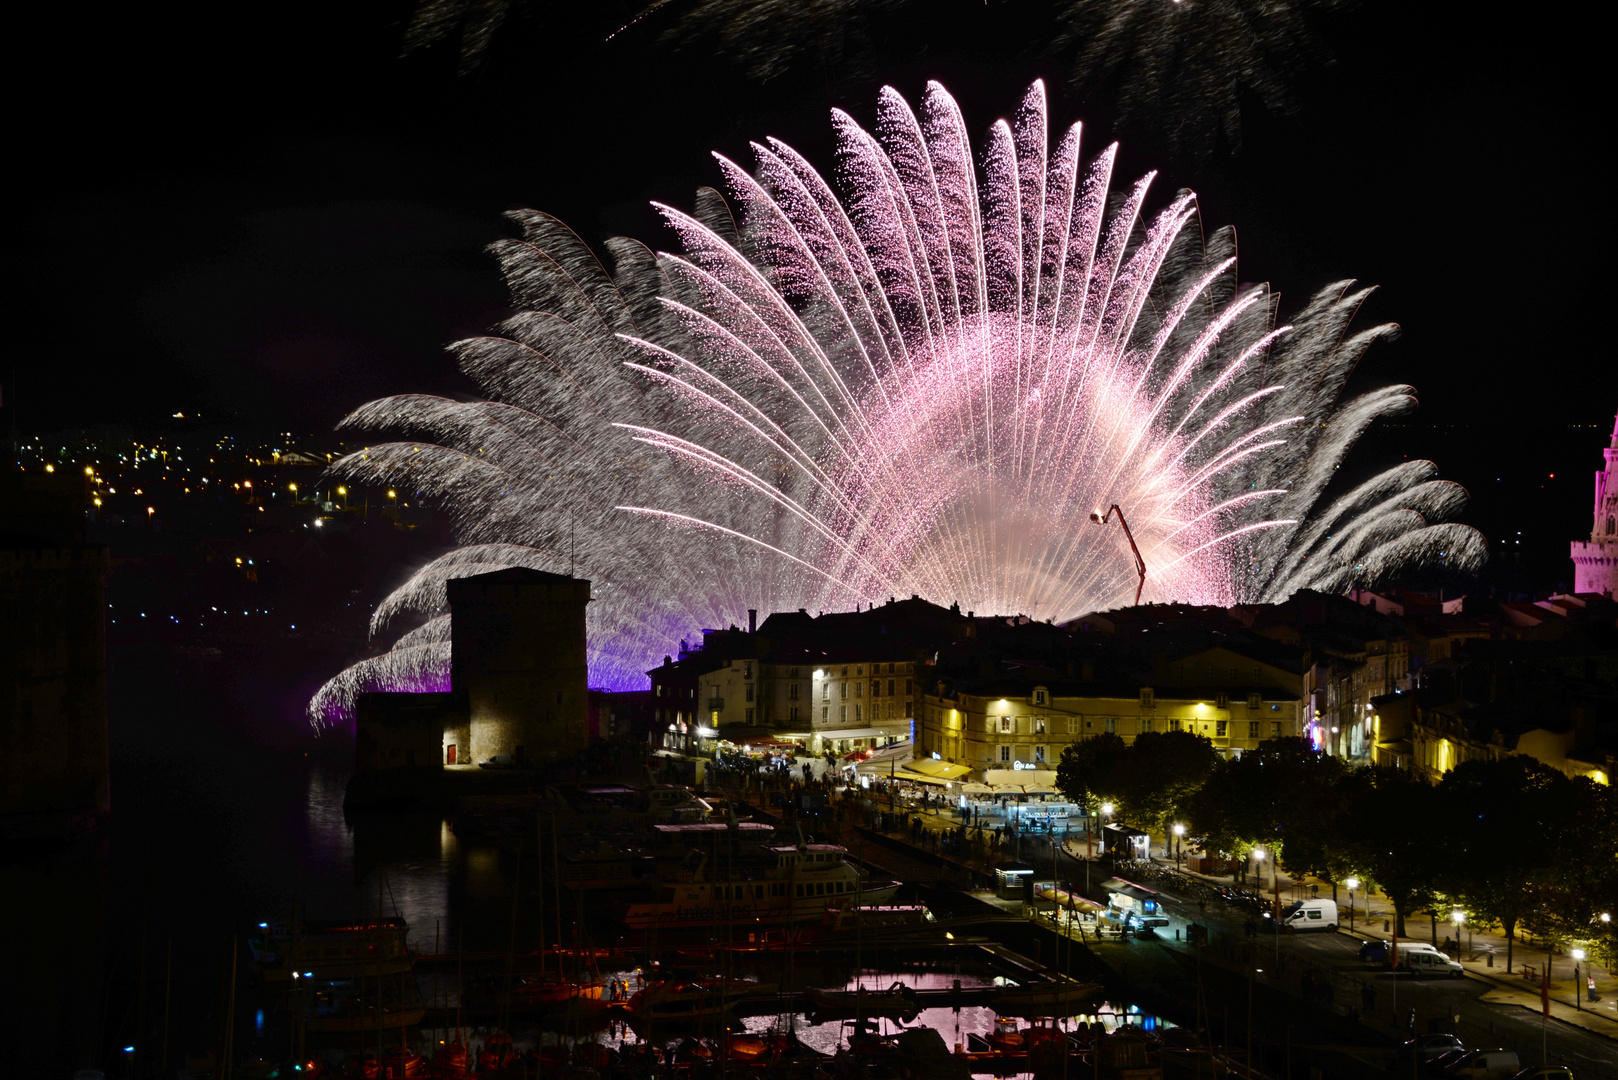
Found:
[10,0,1616,578]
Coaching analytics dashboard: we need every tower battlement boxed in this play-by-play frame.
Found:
[1570,411,1618,598]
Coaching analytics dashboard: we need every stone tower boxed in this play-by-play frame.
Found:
[1570,411,1618,598]
[446,567,591,765]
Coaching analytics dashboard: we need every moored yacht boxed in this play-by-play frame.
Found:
[619,842,900,929]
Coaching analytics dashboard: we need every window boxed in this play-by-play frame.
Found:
[905,700,913,717]
[1216,720,1227,737]
[1000,745,1012,762]
[1215,693,1229,709]
[841,682,848,699]
[746,708,755,723]
[1249,721,1260,738]
[1104,717,1116,734]
[1272,721,1282,737]
[887,679,895,696]
[744,663,752,679]
[905,678,913,694]
[1034,717,1046,734]
[871,680,881,698]
[854,682,863,698]
[823,681,830,701]
[710,710,720,725]
[887,663,894,674]
[1248,692,1262,709]
[855,704,863,722]
[656,685,663,697]
[1035,745,1047,763]
[790,706,800,723]
[746,683,754,702]
[1141,716,1154,733]
[1170,718,1182,732]
[1000,715,1014,732]
[840,705,847,722]
[1033,687,1047,706]
[789,667,799,678]
[1139,688,1155,708]
[822,706,829,722]
[788,682,800,700]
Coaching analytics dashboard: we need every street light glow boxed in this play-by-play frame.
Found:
[1345,876,1360,891]
[1100,802,1114,816]
[1571,948,1586,961]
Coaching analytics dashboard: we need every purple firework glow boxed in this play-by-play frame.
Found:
[308,80,1482,727]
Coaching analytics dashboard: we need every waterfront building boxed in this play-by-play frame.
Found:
[919,640,1305,785]
[0,467,110,844]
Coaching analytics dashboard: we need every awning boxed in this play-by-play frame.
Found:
[959,782,994,795]
[808,726,887,740]
[905,758,973,781]
[1021,784,1058,796]
[1100,877,1160,901]
[890,768,951,786]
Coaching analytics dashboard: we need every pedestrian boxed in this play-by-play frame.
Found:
[1406,1007,1415,1033]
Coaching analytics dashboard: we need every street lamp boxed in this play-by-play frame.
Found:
[1253,847,1265,891]
[1572,949,1586,1011]
[1172,823,1185,863]
[1345,877,1360,931]
[1451,910,1465,956]
[337,485,347,509]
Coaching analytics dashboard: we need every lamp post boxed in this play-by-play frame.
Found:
[337,485,347,509]
[1100,802,1113,858]
[1451,910,1465,957]
[1345,877,1359,932]
[1253,847,1265,892]
[1173,823,1185,864]
[1572,949,1585,1012]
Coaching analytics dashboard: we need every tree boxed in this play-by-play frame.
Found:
[1187,738,1346,894]
[1056,732,1128,819]
[1338,766,1444,938]
[1434,756,1573,970]
[1115,729,1221,841]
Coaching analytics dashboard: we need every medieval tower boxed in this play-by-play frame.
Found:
[1570,411,1618,598]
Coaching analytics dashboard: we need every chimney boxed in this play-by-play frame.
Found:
[748,609,757,634]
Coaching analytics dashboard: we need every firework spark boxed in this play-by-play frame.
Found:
[309,80,1481,727]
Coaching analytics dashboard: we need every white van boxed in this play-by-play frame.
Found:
[1444,1050,1520,1079]
[1401,949,1465,978]
[1280,899,1338,931]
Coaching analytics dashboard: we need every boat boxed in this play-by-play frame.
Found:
[990,978,1104,1014]
[626,976,774,1019]
[806,981,919,1019]
[249,917,413,983]
[618,842,901,930]
[305,1004,427,1033]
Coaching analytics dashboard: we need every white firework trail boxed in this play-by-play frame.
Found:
[308,80,1483,727]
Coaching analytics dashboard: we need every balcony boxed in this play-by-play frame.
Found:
[706,698,724,712]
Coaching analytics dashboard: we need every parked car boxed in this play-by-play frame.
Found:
[1511,1067,1573,1080]
[1361,939,1443,964]
[1439,1050,1521,1079]
[1401,950,1465,978]
[1427,1050,1471,1076]
[1279,899,1338,931]
[1404,1034,1465,1062]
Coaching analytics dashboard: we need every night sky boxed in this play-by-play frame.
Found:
[11,0,1616,583]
